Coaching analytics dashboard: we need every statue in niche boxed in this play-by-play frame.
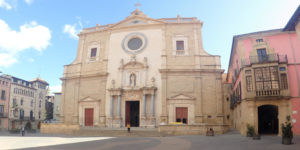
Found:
[129,73,136,87]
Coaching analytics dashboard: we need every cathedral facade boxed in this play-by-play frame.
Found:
[58,8,229,134]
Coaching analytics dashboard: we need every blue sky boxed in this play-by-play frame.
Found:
[0,0,298,93]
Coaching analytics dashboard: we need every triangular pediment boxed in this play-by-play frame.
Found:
[109,10,165,29]
[79,96,100,103]
[168,93,195,100]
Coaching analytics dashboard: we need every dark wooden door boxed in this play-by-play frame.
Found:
[176,107,188,124]
[125,101,140,127]
[125,102,131,126]
[85,108,94,126]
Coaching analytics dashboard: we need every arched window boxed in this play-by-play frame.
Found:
[20,109,24,120]
[129,73,136,87]
[30,110,34,120]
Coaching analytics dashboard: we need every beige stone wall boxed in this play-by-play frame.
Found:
[40,123,79,134]
[60,10,226,132]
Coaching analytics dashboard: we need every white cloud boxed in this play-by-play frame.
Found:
[24,0,33,4]
[0,0,34,10]
[0,53,17,67]
[0,19,51,67]
[0,0,12,10]
[63,24,79,39]
[50,85,61,93]
[63,18,85,40]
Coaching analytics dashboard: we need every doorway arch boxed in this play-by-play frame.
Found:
[258,105,278,134]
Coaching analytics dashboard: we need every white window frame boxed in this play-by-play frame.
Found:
[172,35,189,56]
[86,43,100,62]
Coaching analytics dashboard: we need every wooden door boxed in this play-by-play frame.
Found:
[125,102,130,126]
[176,107,188,124]
[85,108,94,126]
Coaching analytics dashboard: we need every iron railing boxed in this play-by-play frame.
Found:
[241,54,287,67]
[256,89,281,97]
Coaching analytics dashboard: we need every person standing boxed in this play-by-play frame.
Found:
[21,126,25,136]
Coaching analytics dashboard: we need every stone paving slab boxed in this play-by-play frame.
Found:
[0,136,114,150]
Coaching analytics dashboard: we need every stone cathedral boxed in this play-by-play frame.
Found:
[58,8,229,134]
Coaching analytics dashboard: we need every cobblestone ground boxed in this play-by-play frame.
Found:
[0,130,299,150]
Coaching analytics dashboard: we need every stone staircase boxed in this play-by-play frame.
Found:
[74,127,163,137]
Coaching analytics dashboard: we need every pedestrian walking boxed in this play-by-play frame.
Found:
[127,123,131,133]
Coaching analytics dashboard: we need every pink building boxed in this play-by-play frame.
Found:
[0,75,11,130]
[227,6,300,135]
[284,5,300,135]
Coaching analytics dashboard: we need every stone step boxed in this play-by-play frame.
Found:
[74,128,163,137]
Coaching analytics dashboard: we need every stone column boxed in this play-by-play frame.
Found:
[151,93,155,117]
[142,94,146,117]
[110,95,114,117]
[117,95,121,117]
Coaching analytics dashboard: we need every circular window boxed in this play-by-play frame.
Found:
[122,32,147,54]
[128,38,143,50]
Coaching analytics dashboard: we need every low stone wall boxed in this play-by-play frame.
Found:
[158,124,230,136]
[40,123,80,134]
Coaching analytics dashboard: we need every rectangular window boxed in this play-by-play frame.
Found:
[254,66,279,90]
[280,74,288,89]
[1,90,5,100]
[256,39,263,43]
[176,41,184,50]
[0,105,4,114]
[257,48,267,62]
[90,48,97,57]
[13,98,17,107]
[246,76,253,91]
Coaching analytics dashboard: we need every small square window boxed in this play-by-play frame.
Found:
[176,41,184,50]
[90,48,97,57]
[256,39,263,43]
[279,67,286,71]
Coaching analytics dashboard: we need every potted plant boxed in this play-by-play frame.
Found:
[246,124,255,137]
[281,116,293,145]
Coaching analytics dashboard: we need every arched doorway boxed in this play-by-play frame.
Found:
[25,122,32,130]
[258,105,278,134]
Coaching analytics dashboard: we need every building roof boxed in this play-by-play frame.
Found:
[30,77,49,85]
[79,8,202,35]
[283,5,300,31]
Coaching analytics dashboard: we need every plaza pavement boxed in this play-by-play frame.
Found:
[0,130,299,150]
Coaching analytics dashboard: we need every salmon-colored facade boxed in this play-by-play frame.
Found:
[227,6,300,135]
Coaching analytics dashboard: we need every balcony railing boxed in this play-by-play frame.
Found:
[241,54,287,67]
[256,89,280,97]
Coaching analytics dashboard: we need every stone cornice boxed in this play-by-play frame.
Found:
[159,69,224,74]
[60,72,109,80]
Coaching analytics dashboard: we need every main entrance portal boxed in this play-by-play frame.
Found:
[258,105,278,134]
[125,101,140,127]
